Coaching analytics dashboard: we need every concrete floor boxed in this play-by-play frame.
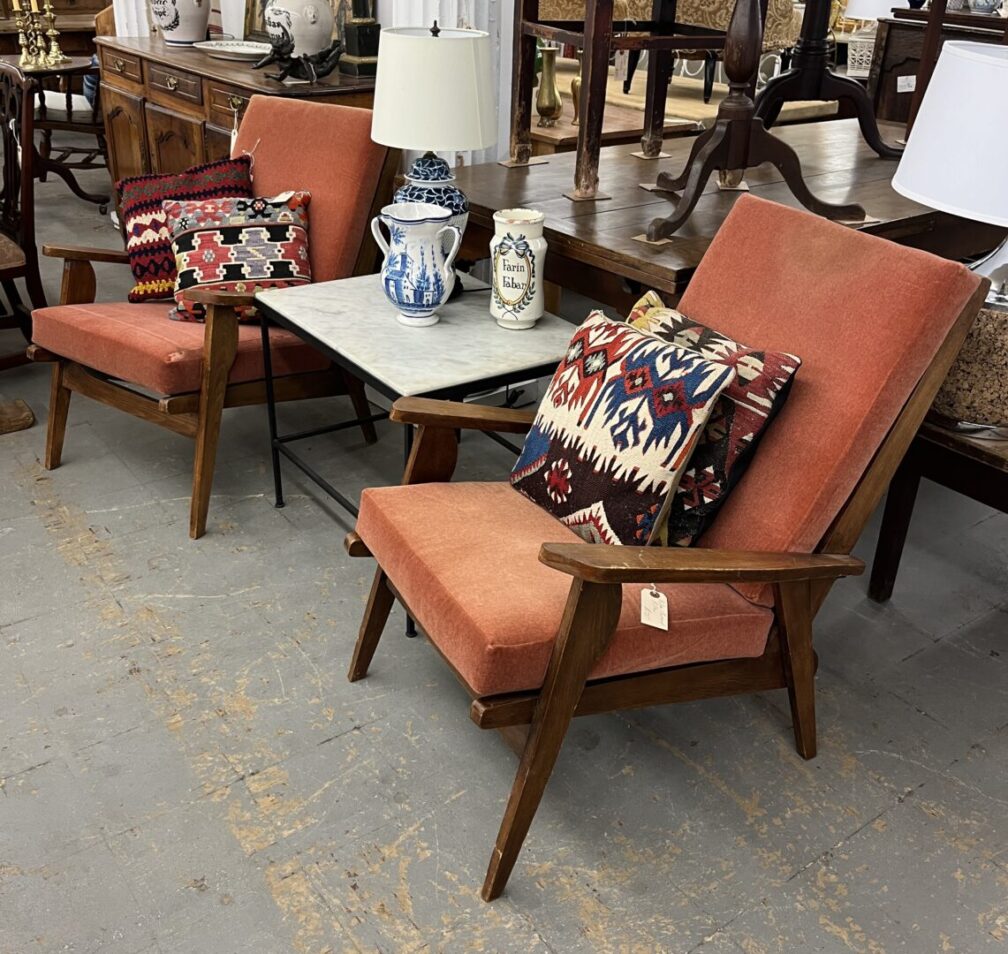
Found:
[1,159,1007,954]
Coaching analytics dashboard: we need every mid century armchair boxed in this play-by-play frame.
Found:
[27,96,398,538]
[344,195,988,900]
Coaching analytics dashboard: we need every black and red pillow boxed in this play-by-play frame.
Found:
[117,155,254,304]
[629,291,802,546]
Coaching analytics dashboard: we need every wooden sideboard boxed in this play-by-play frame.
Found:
[868,11,1007,124]
[97,35,375,186]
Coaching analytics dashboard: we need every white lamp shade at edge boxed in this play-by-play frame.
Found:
[892,41,1008,229]
[370,27,497,153]
[843,0,906,19]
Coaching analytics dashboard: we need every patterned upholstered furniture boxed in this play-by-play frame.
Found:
[344,195,988,901]
[27,96,397,539]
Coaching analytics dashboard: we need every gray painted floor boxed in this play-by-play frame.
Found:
[1,162,1006,954]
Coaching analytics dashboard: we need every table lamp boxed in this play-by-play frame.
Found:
[842,0,909,77]
[370,24,496,243]
[892,41,1008,305]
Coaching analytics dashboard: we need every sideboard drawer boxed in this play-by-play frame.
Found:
[100,46,143,84]
[147,63,203,106]
[206,82,251,129]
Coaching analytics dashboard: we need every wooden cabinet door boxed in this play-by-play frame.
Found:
[101,84,149,184]
[144,103,205,175]
[203,124,233,165]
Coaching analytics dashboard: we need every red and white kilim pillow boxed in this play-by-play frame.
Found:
[162,191,312,322]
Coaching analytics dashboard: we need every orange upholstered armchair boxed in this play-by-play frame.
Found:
[28,96,397,539]
[344,195,988,901]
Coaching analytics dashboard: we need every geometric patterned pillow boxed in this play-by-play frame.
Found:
[117,155,254,304]
[510,311,737,545]
[629,291,802,546]
[162,192,312,323]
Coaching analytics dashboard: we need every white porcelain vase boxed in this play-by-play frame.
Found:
[264,0,335,57]
[150,0,211,45]
[371,202,462,327]
[490,208,547,330]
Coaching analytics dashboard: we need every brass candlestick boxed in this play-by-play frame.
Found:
[43,0,70,65]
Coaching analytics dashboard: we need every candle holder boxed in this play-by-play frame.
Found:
[13,0,69,70]
[42,0,70,66]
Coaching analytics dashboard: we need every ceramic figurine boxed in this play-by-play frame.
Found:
[394,153,468,254]
[151,0,211,45]
[264,0,334,57]
[371,202,462,327]
[490,208,547,330]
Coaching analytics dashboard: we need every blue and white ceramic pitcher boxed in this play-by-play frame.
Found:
[371,202,462,327]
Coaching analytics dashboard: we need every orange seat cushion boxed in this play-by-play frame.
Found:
[356,482,774,697]
[31,301,329,395]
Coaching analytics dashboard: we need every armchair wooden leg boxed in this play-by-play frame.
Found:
[44,360,71,470]
[348,568,395,682]
[343,370,377,445]
[482,580,621,901]
[868,451,922,603]
[775,579,817,760]
[189,304,239,540]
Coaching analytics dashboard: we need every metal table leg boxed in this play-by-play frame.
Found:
[259,315,285,508]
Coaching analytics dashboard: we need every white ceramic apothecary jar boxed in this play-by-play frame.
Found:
[490,208,547,330]
[151,0,211,45]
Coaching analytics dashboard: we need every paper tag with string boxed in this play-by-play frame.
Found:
[614,49,630,83]
[230,104,240,154]
[641,585,668,631]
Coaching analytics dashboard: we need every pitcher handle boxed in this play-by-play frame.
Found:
[370,216,390,259]
[438,225,462,272]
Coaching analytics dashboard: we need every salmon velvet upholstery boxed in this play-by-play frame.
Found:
[680,196,982,604]
[31,303,329,395]
[232,96,388,283]
[356,482,774,697]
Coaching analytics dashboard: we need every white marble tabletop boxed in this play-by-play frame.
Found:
[255,273,576,398]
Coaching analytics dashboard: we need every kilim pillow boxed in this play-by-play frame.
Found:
[510,311,737,546]
[118,155,254,304]
[163,192,313,322]
[628,291,802,546]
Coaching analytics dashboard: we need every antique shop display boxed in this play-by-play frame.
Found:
[11,0,70,68]
[490,208,548,330]
[340,0,380,76]
[892,41,1008,305]
[647,0,866,240]
[371,202,462,326]
[150,0,211,45]
[535,45,563,127]
[370,25,495,260]
[754,0,903,157]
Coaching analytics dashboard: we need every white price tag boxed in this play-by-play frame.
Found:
[897,75,916,94]
[615,50,630,83]
[641,586,669,631]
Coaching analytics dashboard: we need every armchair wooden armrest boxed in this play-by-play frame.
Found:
[182,288,257,308]
[391,396,536,434]
[539,544,865,584]
[43,244,131,265]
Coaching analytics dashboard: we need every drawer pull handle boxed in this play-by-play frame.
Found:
[113,57,125,72]
[165,74,179,91]
[227,95,244,111]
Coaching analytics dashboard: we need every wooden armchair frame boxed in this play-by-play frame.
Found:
[28,144,399,539]
[344,274,988,901]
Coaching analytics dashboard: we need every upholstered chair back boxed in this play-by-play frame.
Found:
[678,195,980,593]
[232,96,387,284]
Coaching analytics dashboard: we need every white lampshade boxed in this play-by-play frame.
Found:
[843,0,905,19]
[892,42,1008,228]
[370,27,497,153]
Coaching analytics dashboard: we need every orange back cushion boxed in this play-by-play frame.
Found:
[232,96,388,283]
[679,196,980,571]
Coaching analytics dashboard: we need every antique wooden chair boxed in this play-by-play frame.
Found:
[27,96,398,538]
[343,195,988,901]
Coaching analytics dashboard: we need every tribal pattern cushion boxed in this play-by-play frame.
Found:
[510,311,736,546]
[118,156,254,304]
[163,192,312,322]
[629,291,801,545]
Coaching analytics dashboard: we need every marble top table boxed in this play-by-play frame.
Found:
[255,273,575,401]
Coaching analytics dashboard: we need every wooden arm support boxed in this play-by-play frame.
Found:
[182,288,257,308]
[43,244,131,265]
[539,544,865,585]
[391,397,536,434]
